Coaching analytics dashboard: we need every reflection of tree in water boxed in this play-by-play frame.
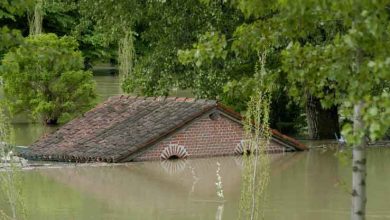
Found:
[38,157,243,209]
[238,67,272,220]
[215,204,224,220]
[34,153,305,220]
[188,163,199,196]
[0,109,25,220]
[215,161,225,220]
[234,152,290,171]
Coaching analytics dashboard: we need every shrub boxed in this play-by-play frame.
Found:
[1,33,96,124]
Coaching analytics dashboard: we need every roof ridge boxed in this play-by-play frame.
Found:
[113,95,218,103]
[23,94,307,162]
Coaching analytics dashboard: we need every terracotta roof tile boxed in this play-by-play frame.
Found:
[22,96,217,162]
[21,95,306,162]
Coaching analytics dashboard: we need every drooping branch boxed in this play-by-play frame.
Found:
[118,30,135,85]
[239,51,272,220]
[28,0,44,36]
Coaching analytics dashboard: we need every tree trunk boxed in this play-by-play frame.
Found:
[28,0,44,36]
[45,118,58,125]
[351,101,367,220]
[306,94,340,139]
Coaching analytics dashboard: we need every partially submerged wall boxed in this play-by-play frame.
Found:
[134,111,285,161]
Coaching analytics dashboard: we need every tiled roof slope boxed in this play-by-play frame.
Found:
[24,96,217,162]
[22,95,307,162]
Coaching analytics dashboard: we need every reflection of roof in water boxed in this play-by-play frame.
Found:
[38,154,304,211]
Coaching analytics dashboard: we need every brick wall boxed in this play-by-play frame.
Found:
[134,111,285,161]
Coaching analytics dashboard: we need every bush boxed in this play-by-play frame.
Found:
[0,33,96,124]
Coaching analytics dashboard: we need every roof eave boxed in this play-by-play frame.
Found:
[216,102,308,151]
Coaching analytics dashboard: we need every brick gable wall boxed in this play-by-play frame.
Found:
[134,111,285,161]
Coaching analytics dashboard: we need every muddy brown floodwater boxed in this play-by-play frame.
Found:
[1,148,389,219]
[1,75,389,219]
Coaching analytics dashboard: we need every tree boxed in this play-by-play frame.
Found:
[123,0,245,97]
[78,0,141,79]
[277,1,390,219]
[0,0,33,56]
[30,0,117,69]
[178,0,341,139]
[28,0,44,35]
[184,0,389,218]
[238,53,272,220]
[0,108,25,220]
[0,33,96,125]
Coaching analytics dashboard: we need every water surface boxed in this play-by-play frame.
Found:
[1,75,389,219]
[1,149,390,219]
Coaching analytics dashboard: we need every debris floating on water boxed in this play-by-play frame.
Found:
[1,150,28,169]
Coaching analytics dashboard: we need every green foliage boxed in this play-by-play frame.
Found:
[232,19,285,56]
[229,0,344,105]
[0,33,96,124]
[221,77,256,112]
[239,91,271,220]
[239,60,271,219]
[77,0,142,85]
[37,0,111,63]
[0,27,23,55]
[28,0,44,35]
[281,0,390,143]
[43,0,78,34]
[0,0,32,55]
[177,1,313,134]
[0,108,25,219]
[78,0,140,43]
[121,0,244,97]
[183,0,389,139]
[178,31,227,67]
[233,0,277,19]
[0,0,33,20]
[118,30,135,82]
[274,2,390,219]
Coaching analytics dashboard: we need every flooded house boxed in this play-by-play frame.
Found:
[21,95,307,162]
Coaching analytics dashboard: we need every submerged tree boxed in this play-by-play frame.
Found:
[238,53,272,220]
[239,90,271,220]
[183,0,389,219]
[0,33,96,125]
[279,1,390,219]
[0,108,25,220]
[178,0,339,138]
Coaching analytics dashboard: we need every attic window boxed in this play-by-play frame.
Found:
[160,144,189,160]
[168,155,180,160]
[234,141,243,155]
[234,140,253,156]
[209,112,220,121]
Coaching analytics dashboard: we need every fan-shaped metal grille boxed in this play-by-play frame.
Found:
[234,140,245,155]
[234,140,258,155]
[160,144,189,160]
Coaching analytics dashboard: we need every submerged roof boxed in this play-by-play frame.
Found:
[21,95,306,162]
